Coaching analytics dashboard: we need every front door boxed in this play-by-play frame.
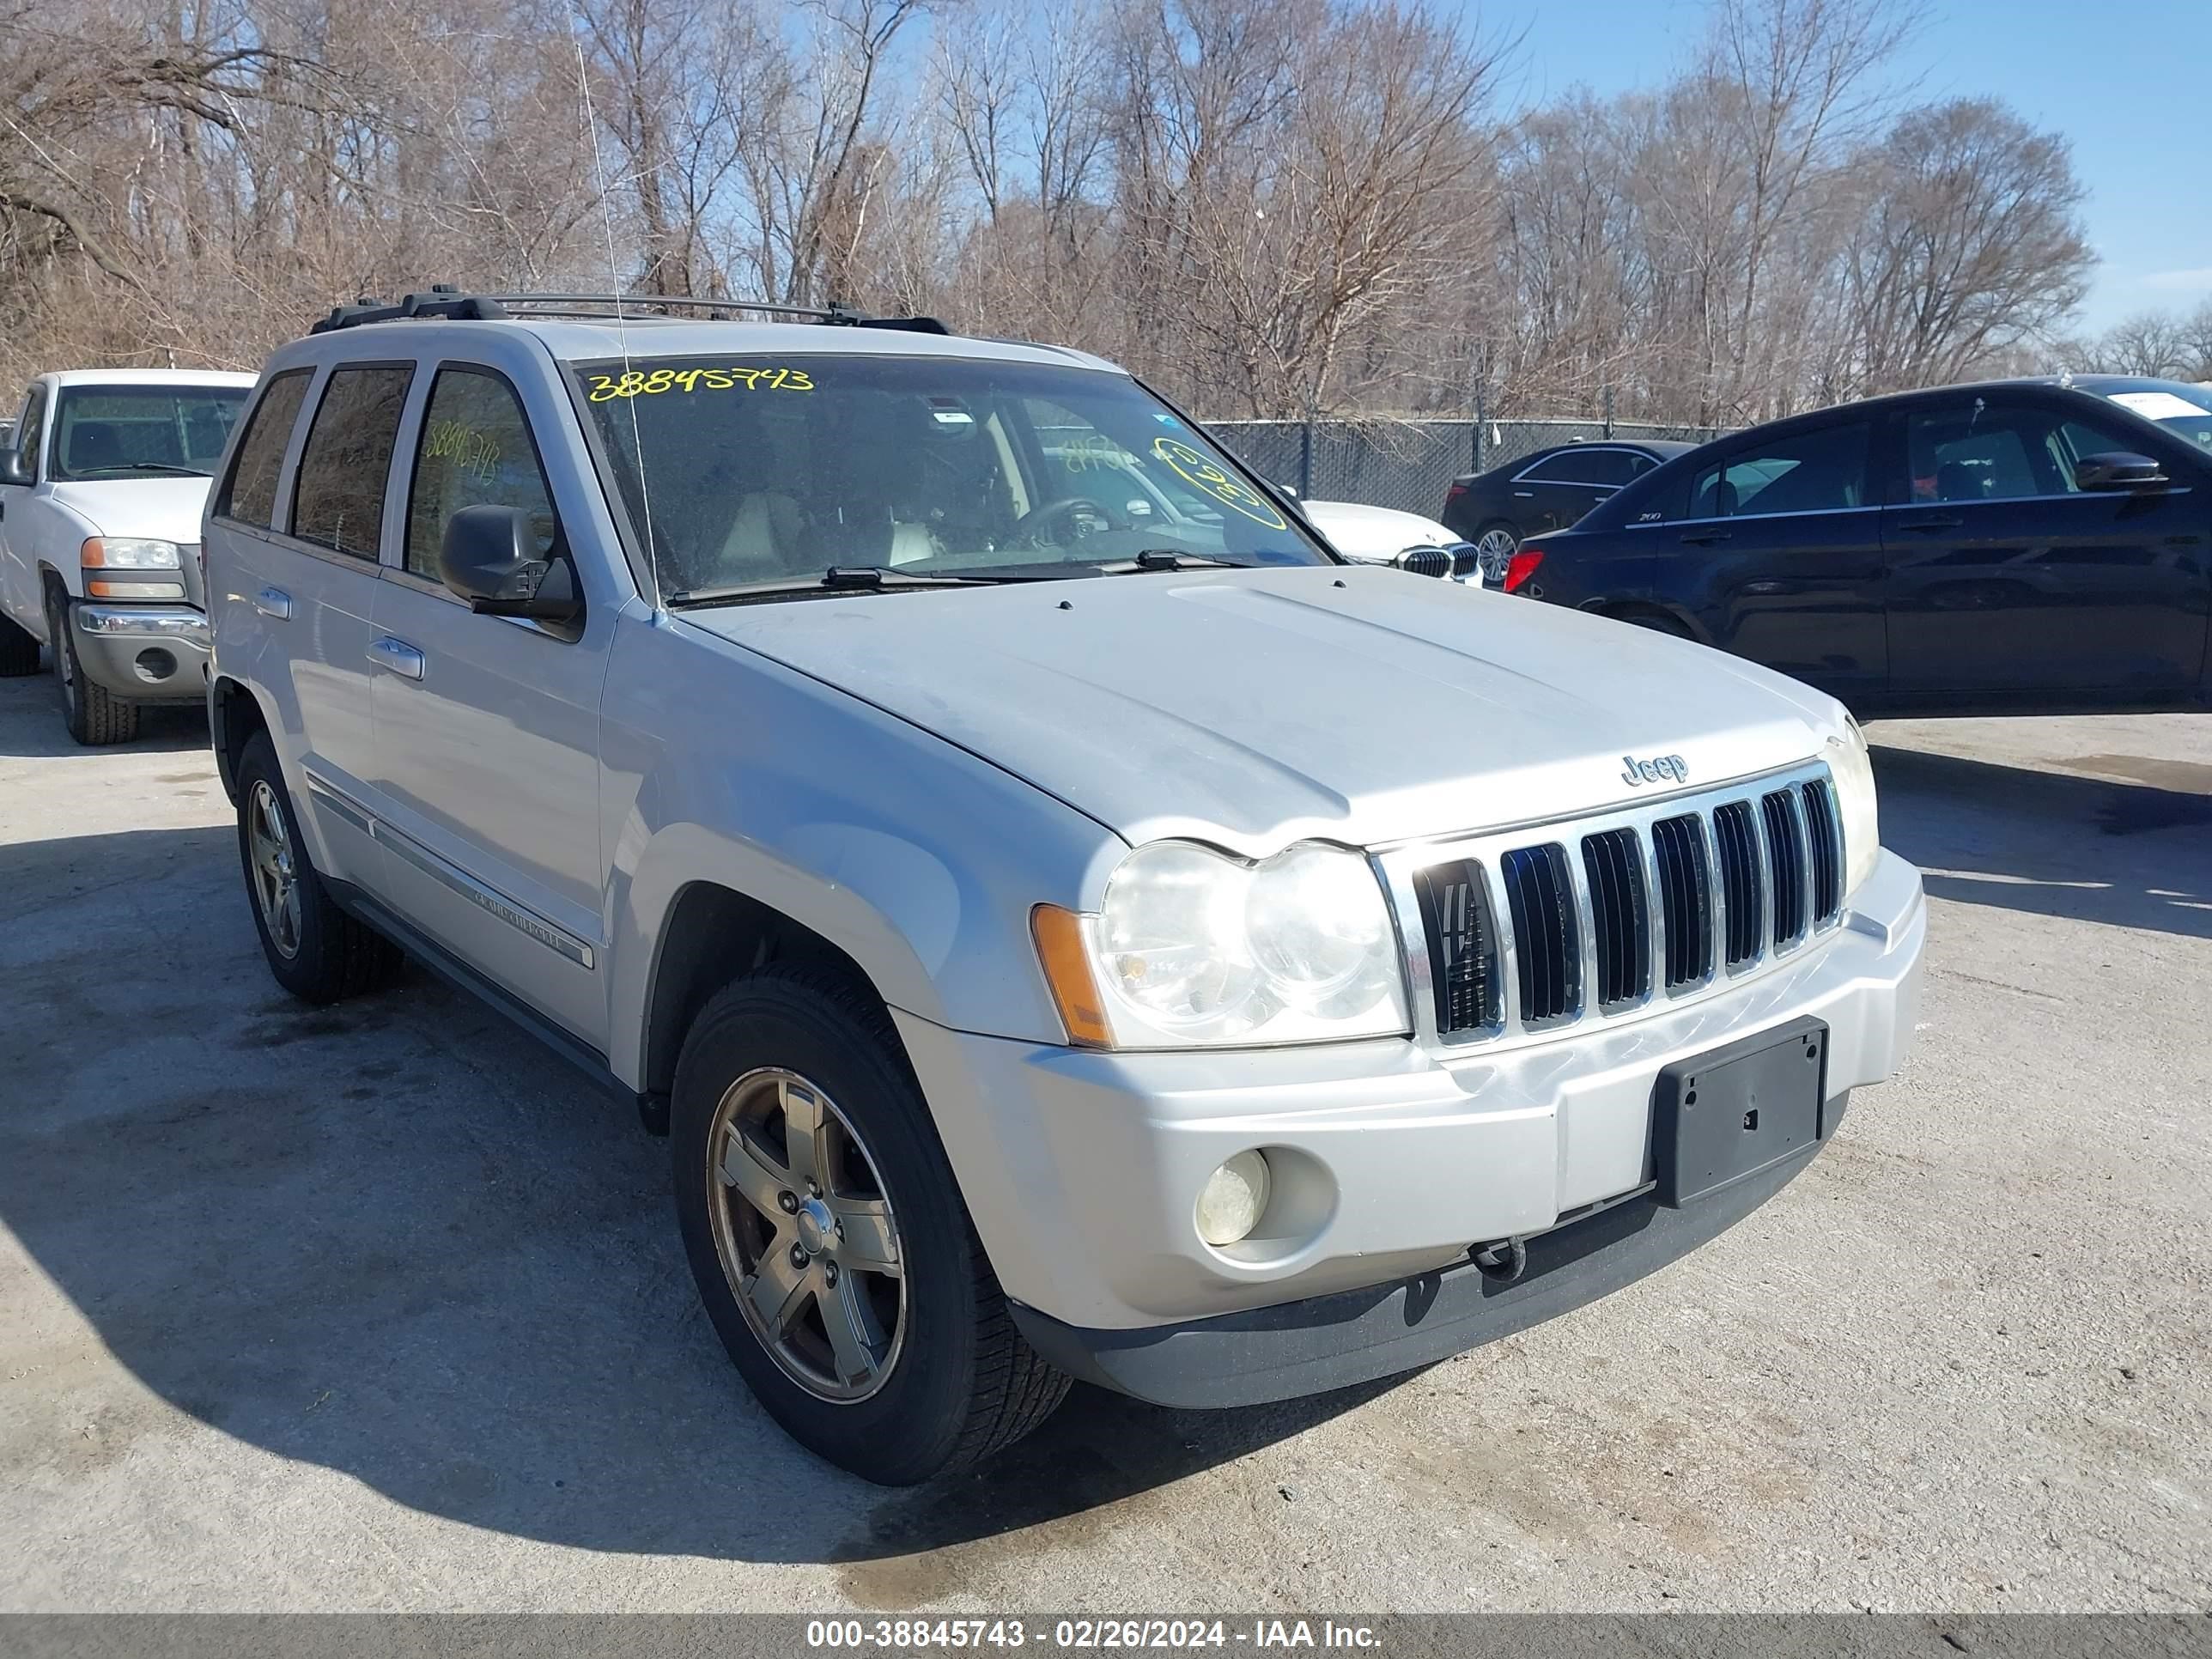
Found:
[0,387,51,633]
[1882,396,2209,698]
[1671,418,1887,701]
[366,362,610,1048]
[1511,446,1644,535]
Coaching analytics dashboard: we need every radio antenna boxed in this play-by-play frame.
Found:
[576,40,659,606]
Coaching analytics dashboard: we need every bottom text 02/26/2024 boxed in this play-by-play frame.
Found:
[805,1620,1383,1650]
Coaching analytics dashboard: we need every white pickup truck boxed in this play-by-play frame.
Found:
[0,368,255,743]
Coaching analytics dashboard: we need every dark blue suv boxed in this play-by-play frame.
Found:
[1504,376,2212,715]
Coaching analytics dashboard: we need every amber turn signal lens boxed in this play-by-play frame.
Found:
[1030,903,1110,1048]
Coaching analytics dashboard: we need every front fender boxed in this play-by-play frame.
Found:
[599,610,1125,1087]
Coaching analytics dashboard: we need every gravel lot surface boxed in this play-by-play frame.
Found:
[1,672,2207,1613]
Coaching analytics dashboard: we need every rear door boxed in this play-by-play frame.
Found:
[1881,395,2208,697]
[1666,418,1887,700]
[1510,446,1647,534]
[366,356,612,1047]
[249,362,414,885]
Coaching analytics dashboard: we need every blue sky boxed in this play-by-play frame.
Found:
[1480,0,2212,334]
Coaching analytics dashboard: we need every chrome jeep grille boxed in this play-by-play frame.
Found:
[1381,762,1845,1049]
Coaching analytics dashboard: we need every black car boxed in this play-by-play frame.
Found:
[1503,376,2212,715]
[1440,438,1696,570]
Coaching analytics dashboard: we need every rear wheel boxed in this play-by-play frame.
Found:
[46,586,138,745]
[1470,521,1519,583]
[0,611,39,677]
[234,732,403,1003]
[672,969,1068,1484]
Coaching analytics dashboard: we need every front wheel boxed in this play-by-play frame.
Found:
[672,969,1068,1484]
[47,588,138,745]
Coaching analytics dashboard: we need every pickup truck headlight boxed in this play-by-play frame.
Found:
[83,538,183,569]
[82,538,186,600]
[1032,840,1411,1048]
[1826,717,1880,897]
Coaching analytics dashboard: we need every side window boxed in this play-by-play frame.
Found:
[1688,423,1871,519]
[14,387,47,478]
[290,366,414,559]
[404,368,557,579]
[2055,415,2156,478]
[215,370,312,530]
[1905,404,2075,503]
[1528,448,1644,487]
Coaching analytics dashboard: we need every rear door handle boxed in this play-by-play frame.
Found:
[1897,514,1963,533]
[368,635,425,680]
[252,586,292,620]
[1740,579,1786,595]
[1512,489,1534,498]
[1680,529,1732,545]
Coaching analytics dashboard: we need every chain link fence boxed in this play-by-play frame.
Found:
[1204,416,1736,519]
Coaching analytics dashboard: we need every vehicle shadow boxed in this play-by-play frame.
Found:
[0,672,207,759]
[0,822,1389,1589]
[1871,741,2212,939]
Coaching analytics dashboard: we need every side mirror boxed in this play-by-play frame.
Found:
[0,452,32,488]
[439,504,580,623]
[2075,452,2169,493]
[1273,480,1300,500]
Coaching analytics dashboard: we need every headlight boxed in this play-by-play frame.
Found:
[82,538,183,569]
[1033,840,1410,1048]
[1826,717,1880,897]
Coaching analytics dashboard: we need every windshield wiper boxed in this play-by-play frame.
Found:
[80,463,213,478]
[665,566,1003,608]
[1097,550,1256,574]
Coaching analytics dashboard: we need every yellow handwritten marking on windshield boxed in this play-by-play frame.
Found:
[586,367,816,402]
[1151,436,1286,529]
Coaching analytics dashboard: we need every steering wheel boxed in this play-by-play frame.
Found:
[1006,495,1130,549]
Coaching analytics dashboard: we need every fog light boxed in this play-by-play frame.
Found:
[1196,1150,1273,1247]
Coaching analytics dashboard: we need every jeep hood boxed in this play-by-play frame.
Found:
[687,565,1844,854]
[47,477,215,542]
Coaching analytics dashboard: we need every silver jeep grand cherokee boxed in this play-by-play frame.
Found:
[203,291,1924,1485]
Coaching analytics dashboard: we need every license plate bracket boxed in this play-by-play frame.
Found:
[1652,1016,1830,1208]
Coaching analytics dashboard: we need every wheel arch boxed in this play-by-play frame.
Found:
[210,674,274,807]
[636,878,914,1117]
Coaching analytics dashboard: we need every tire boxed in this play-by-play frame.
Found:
[234,732,404,1003]
[0,610,39,677]
[672,969,1069,1485]
[47,586,139,745]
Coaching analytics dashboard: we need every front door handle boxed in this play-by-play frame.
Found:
[1897,514,1964,533]
[1741,579,1786,596]
[252,586,292,620]
[1512,489,1534,499]
[368,635,425,680]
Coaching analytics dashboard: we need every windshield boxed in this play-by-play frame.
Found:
[49,385,248,481]
[574,354,1332,598]
[2097,381,2212,455]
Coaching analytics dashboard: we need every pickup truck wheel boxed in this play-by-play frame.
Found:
[233,732,404,1003]
[46,588,139,745]
[0,611,39,677]
[672,970,1069,1484]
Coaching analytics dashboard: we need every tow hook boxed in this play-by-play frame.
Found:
[1472,1237,1528,1284]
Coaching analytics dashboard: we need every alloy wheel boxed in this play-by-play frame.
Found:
[707,1066,907,1402]
[246,780,303,958]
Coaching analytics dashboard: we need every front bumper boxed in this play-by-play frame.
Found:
[68,603,210,702]
[894,849,1924,1401]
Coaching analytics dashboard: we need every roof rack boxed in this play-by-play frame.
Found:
[308,284,952,337]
